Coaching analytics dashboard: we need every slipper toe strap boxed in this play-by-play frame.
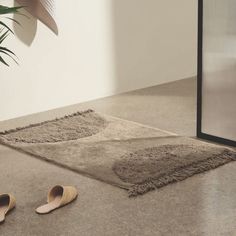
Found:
[7,195,16,213]
[60,186,78,206]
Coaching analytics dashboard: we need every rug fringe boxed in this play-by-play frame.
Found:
[0,109,94,135]
[128,150,236,197]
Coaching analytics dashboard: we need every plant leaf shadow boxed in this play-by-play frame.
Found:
[13,0,37,46]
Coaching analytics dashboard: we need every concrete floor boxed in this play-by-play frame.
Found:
[0,77,236,236]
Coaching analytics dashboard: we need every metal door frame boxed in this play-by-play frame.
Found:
[197,0,236,147]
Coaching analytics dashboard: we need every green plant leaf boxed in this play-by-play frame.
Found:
[0,4,25,66]
[0,21,14,34]
[0,46,18,64]
[0,5,23,15]
[0,49,18,64]
[0,55,9,66]
[0,30,9,44]
[0,30,18,65]
[0,46,17,56]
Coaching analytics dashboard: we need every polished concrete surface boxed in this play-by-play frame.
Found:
[0,77,236,236]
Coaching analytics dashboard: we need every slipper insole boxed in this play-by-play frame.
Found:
[36,196,62,214]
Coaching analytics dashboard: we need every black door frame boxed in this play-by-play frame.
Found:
[197,0,236,147]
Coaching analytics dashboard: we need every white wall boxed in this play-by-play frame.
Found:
[0,0,197,121]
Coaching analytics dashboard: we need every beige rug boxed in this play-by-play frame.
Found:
[0,110,235,197]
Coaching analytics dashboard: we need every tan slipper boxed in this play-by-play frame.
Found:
[35,185,78,214]
[0,194,16,223]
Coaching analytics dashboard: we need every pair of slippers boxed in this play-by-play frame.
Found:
[0,185,78,223]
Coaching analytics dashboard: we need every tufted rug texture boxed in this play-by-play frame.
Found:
[0,110,235,197]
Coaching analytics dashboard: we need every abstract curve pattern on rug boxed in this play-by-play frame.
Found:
[0,110,107,143]
[113,145,235,196]
[0,110,235,197]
